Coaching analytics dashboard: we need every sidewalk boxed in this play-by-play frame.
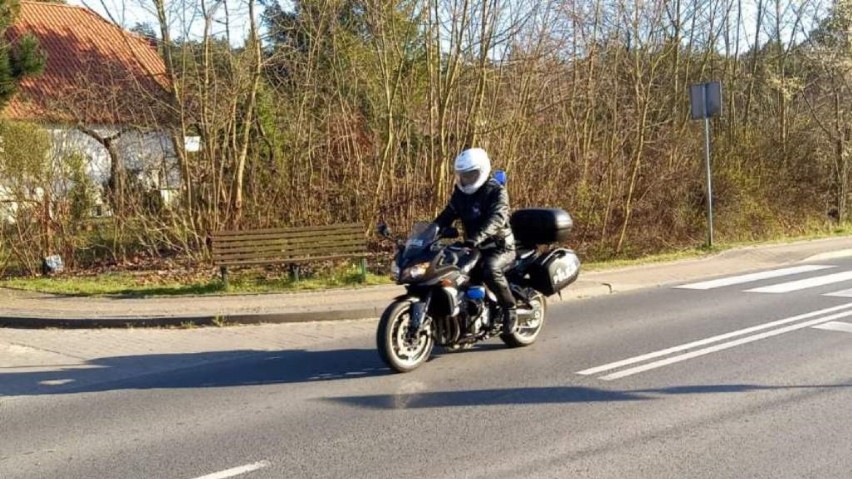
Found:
[3,236,852,328]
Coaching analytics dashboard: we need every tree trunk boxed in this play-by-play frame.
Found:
[231,0,263,228]
[76,125,128,217]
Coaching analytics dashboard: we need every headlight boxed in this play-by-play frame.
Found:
[401,262,430,281]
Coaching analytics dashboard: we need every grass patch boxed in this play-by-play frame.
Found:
[0,268,392,297]
[0,274,225,297]
[582,248,716,272]
[724,221,852,246]
[583,221,852,272]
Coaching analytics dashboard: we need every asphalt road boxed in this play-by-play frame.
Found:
[2,259,852,479]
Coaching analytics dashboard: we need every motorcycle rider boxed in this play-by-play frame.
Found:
[434,148,518,335]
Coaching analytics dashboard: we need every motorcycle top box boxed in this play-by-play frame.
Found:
[510,208,573,245]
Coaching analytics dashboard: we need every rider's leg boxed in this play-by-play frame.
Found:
[482,249,517,334]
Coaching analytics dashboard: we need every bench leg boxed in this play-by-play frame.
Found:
[359,258,367,283]
[220,266,229,289]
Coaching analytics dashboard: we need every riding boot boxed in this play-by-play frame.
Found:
[502,306,518,335]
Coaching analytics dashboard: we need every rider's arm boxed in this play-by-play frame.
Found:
[468,186,510,246]
[434,199,458,228]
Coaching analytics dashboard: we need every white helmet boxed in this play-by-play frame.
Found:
[454,148,492,195]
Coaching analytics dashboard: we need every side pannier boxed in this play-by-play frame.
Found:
[526,248,580,296]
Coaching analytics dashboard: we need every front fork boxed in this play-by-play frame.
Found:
[401,292,431,337]
[409,298,428,331]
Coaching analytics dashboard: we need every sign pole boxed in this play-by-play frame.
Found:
[690,81,721,249]
[703,114,714,248]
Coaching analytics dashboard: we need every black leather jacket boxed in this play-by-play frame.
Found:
[434,178,515,249]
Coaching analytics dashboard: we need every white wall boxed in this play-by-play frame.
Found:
[48,126,181,211]
[1,125,182,223]
[0,184,16,223]
[49,126,179,185]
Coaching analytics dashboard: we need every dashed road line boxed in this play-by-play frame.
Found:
[812,321,852,334]
[746,271,852,294]
[189,461,270,479]
[675,265,834,290]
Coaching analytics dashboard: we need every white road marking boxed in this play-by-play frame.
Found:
[746,270,852,293]
[600,309,852,380]
[812,321,852,334]
[674,265,833,290]
[823,288,852,298]
[38,379,75,386]
[190,461,271,479]
[576,302,852,376]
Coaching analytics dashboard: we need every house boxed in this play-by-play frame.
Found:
[1,1,180,220]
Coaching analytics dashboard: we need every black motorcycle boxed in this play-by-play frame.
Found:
[376,208,580,372]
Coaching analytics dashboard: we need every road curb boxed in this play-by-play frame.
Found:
[0,307,387,329]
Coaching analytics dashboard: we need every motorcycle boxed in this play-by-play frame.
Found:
[376,208,581,372]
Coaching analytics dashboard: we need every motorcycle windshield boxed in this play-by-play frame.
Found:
[402,222,439,261]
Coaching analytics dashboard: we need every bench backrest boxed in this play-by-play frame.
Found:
[212,223,367,266]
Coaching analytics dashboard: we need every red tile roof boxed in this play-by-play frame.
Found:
[4,1,169,125]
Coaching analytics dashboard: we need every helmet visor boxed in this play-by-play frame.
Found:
[457,170,481,187]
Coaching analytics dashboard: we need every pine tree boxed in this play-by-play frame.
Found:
[0,0,45,108]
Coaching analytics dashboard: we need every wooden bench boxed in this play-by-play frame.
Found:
[211,223,369,287]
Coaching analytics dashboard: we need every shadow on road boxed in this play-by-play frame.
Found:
[0,347,393,396]
[324,383,852,410]
[4,346,848,408]
[0,342,515,397]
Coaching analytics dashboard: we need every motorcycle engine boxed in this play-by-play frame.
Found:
[465,299,490,333]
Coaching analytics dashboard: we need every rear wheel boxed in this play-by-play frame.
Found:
[377,300,434,373]
[500,292,546,348]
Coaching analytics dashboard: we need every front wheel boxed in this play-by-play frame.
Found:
[377,300,434,373]
[501,292,547,348]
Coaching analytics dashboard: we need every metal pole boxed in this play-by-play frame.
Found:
[704,116,714,248]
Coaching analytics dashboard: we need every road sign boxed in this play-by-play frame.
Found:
[690,82,722,120]
[690,81,722,248]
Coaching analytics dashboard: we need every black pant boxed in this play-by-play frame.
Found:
[478,248,517,309]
